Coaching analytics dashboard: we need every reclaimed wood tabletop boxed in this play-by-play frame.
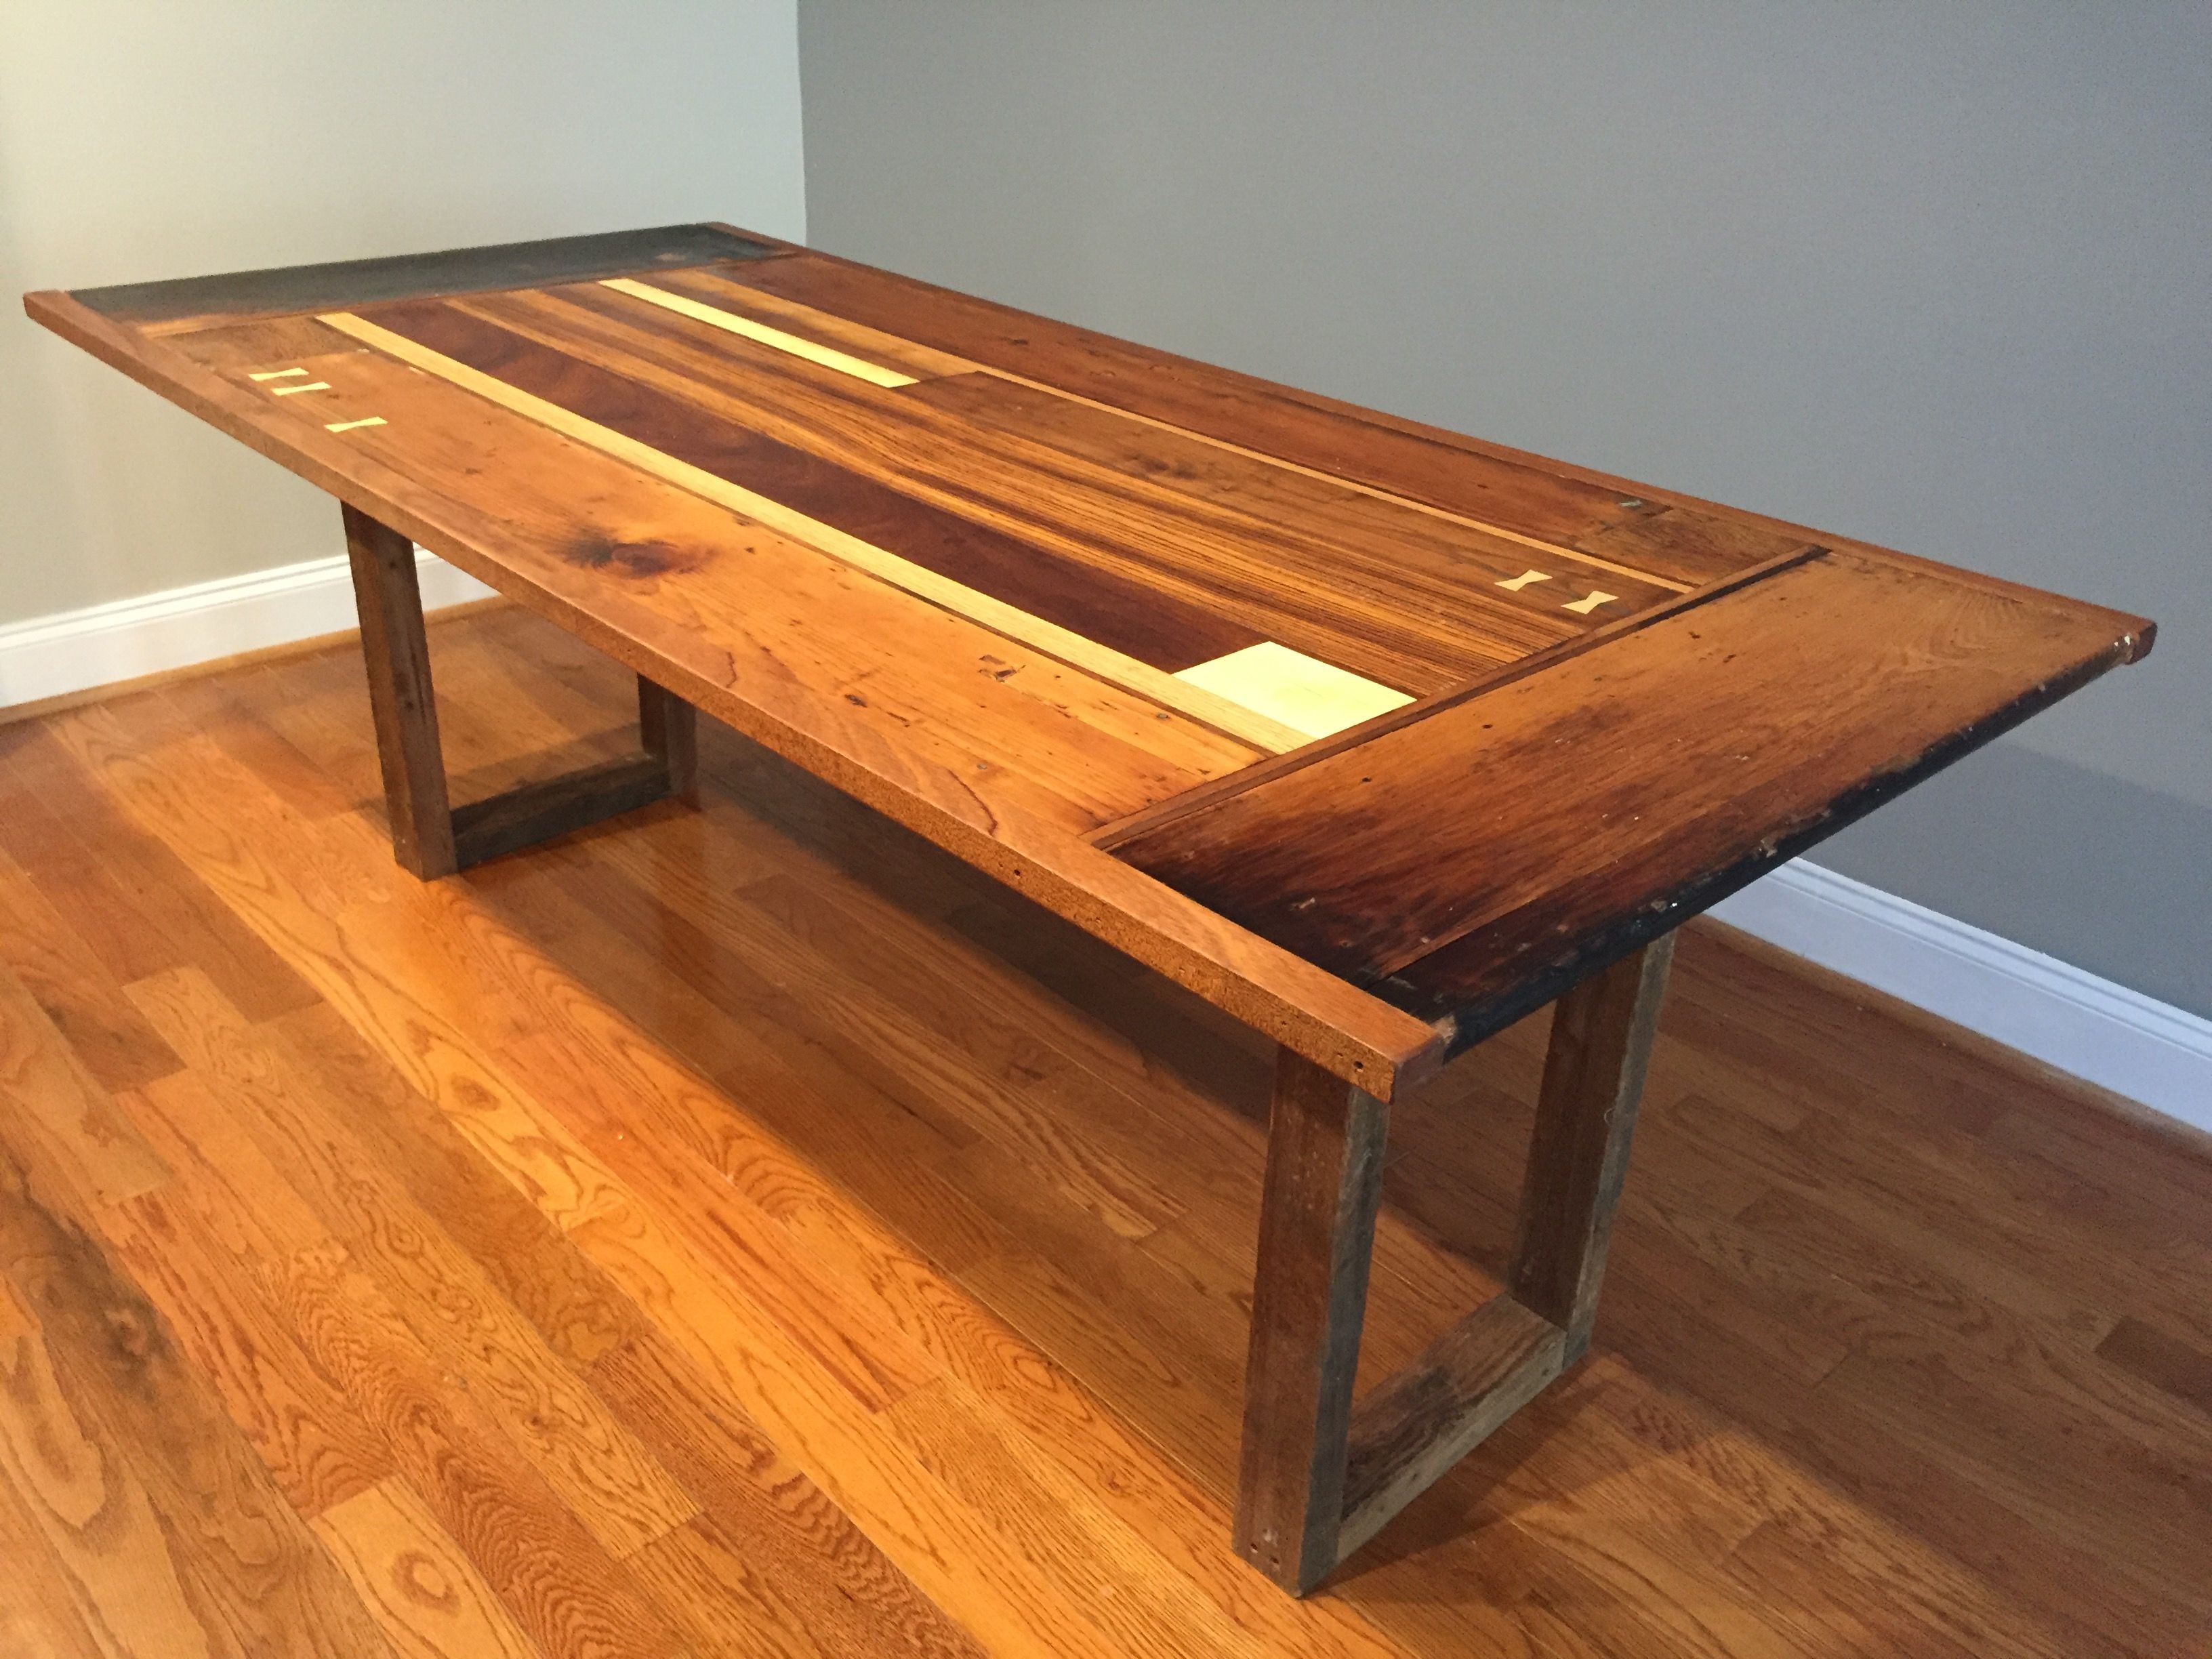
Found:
[24,223,2154,1591]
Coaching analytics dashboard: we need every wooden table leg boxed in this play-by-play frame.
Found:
[340,503,703,875]
[638,675,699,803]
[1234,1049,1389,1593]
[1235,937,1676,1593]
[343,502,457,878]
[1509,934,1677,1361]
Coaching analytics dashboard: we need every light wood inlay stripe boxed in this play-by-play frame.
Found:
[316,309,1307,754]
[601,276,920,388]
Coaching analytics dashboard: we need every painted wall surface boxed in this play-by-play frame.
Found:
[1,0,805,626]
[796,0,2211,1017]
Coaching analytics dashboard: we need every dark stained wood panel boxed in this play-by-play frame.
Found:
[357,296,1266,673]
[72,224,778,324]
[1114,551,2152,1046]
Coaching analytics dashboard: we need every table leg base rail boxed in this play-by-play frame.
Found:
[343,501,698,875]
[1235,937,1676,1594]
[1336,1294,1567,1562]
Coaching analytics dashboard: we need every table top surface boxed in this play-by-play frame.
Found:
[26,223,2154,1097]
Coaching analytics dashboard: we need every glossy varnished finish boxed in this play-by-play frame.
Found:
[0,616,2205,1654]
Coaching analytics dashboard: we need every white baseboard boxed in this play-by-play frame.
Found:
[3,555,2204,1133]
[1713,860,2212,1134]
[0,549,495,710]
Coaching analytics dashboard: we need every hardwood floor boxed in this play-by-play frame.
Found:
[1,602,2205,1658]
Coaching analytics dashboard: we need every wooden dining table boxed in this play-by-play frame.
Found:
[25,223,2154,1593]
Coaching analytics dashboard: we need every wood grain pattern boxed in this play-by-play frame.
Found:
[708,249,1689,554]
[463,279,1677,685]
[1116,551,2150,1046]
[310,1477,544,1659]
[0,613,2203,1655]
[348,296,1272,680]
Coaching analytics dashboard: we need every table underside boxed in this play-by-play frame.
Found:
[27,223,2151,1096]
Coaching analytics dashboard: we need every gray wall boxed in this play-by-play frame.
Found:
[1,0,805,627]
[797,0,2210,1017]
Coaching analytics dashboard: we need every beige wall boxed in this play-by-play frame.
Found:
[1,0,805,626]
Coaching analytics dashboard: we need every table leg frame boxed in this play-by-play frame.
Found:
[342,503,697,878]
[1235,936,1676,1593]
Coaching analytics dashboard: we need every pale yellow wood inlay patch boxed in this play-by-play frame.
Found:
[1495,569,1552,592]
[248,367,308,381]
[269,380,331,396]
[316,310,1304,754]
[1563,590,1619,615]
[601,276,920,388]
[1174,642,1412,741]
[324,415,387,433]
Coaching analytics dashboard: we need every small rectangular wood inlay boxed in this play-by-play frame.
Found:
[1175,642,1412,741]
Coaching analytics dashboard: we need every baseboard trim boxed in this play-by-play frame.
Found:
[1713,860,2212,1134]
[0,549,495,712]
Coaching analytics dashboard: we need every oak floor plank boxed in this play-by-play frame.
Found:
[310,1475,546,1659]
[0,1155,401,1659]
[566,1192,1146,1659]
[0,964,169,1216]
[119,968,699,1563]
[266,998,649,1370]
[0,1452,108,1659]
[102,1185,392,1518]
[0,724,323,1021]
[592,1327,986,1659]
[0,1307,216,1659]
[0,850,182,1097]
[270,1241,689,1659]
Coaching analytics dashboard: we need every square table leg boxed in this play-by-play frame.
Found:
[344,501,457,877]
[341,502,699,875]
[1234,935,1676,1593]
